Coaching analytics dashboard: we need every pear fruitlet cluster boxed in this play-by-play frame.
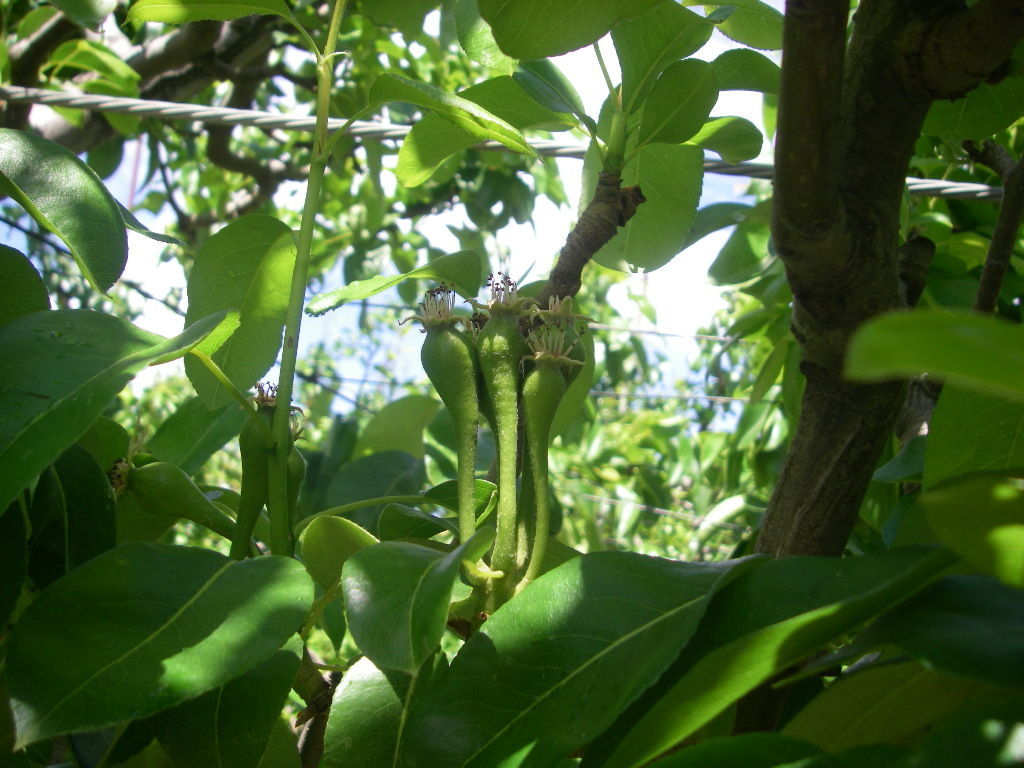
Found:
[410,274,585,610]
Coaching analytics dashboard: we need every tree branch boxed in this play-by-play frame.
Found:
[771,0,848,278]
[916,0,1024,97]
[966,139,1024,313]
[535,173,644,307]
[2,13,78,129]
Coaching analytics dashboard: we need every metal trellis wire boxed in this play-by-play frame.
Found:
[0,85,1003,200]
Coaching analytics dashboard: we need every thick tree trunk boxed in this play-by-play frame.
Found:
[755,0,1024,560]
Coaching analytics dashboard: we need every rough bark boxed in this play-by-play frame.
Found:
[756,0,1024,559]
[535,174,645,308]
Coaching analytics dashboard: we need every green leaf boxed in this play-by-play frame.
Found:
[424,478,497,516]
[400,553,760,767]
[183,215,295,408]
[299,516,378,591]
[0,129,126,292]
[321,657,411,768]
[513,60,590,127]
[845,310,1024,401]
[397,77,573,186]
[712,48,780,94]
[903,697,1024,768]
[76,416,129,470]
[920,476,1024,588]
[369,73,534,156]
[924,78,1024,141]
[46,39,139,90]
[0,501,27,629]
[707,217,771,284]
[55,444,116,569]
[596,143,704,271]
[782,660,1003,751]
[352,395,440,460]
[322,451,425,534]
[7,543,312,748]
[682,202,751,250]
[702,0,783,50]
[873,434,926,483]
[600,548,955,768]
[147,397,248,476]
[118,203,186,247]
[924,386,1024,490]
[464,75,577,131]
[151,636,302,768]
[396,114,477,187]
[378,503,457,540]
[127,0,291,23]
[0,246,49,327]
[455,0,516,75]
[612,2,713,113]
[687,116,762,164]
[646,734,821,768]
[637,59,718,147]
[360,0,437,38]
[0,309,224,513]
[848,575,1024,688]
[52,0,117,28]
[479,0,662,58]
[342,528,494,674]
[307,250,481,315]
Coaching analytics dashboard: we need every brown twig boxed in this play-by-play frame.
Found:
[535,173,644,308]
[965,139,1024,313]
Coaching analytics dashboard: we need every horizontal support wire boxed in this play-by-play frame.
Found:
[0,85,1002,200]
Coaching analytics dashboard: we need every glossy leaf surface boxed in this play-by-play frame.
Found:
[688,116,762,164]
[455,0,516,74]
[397,76,574,186]
[847,575,1024,688]
[352,395,440,460]
[924,386,1024,489]
[920,476,1024,587]
[479,0,661,59]
[707,0,783,50]
[322,657,411,768]
[299,516,378,591]
[0,309,222,512]
[151,636,302,768]
[923,78,1024,140]
[128,0,290,23]
[613,2,712,113]
[512,60,589,126]
[400,553,759,767]
[782,660,1001,751]
[7,543,312,747]
[636,60,718,147]
[712,48,780,93]
[342,528,493,674]
[596,143,704,271]
[307,250,481,315]
[147,396,248,476]
[0,129,126,292]
[602,548,954,768]
[369,74,534,156]
[846,310,1024,401]
[646,733,820,767]
[55,444,116,569]
[0,246,49,327]
[184,215,296,408]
